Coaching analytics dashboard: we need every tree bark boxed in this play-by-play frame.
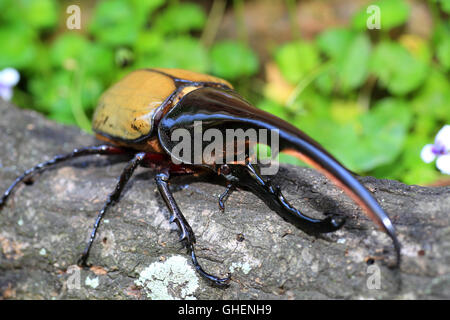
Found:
[0,100,449,299]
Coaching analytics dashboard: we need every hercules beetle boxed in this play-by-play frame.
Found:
[0,68,400,286]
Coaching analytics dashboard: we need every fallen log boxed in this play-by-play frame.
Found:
[0,99,449,299]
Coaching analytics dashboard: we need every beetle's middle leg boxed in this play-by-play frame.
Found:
[218,183,236,212]
[155,169,231,286]
[77,152,146,267]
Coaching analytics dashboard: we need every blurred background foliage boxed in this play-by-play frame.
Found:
[0,0,449,185]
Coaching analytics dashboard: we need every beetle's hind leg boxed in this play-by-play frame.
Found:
[0,145,125,210]
[155,169,231,287]
[77,152,146,267]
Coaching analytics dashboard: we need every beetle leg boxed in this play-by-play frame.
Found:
[0,145,125,210]
[77,152,146,267]
[232,162,346,234]
[155,169,231,286]
[189,243,231,287]
[218,183,236,212]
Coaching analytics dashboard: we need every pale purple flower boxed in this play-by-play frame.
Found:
[421,125,450,175]
[0,68,20,101]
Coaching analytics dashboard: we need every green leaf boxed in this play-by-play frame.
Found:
[90,0,165,42]
[83,44,115,77]
[395,134,440,185]
[412,68,450,122]
[0,0,16,24]
[436,34,450,70]
[316,31,370,92]
[50,33,89,68]
[401,35,432,64]
[314,67,335,95]
[210,41,259,79]
[29,70,101,126]
[432,22,450,70]
[0,24,36,69]
[135,36,209,73]
[22,0,59,30]
[154,3,206,34]
[80,76,104,111]
[413,114,438,138]
[50,33,114,80]
[356,98,412,171]
[402,166,440,185]
[336,33,371,91]
[28,72,72,115]
[330,100,362,124]
[370,41,428,95]
[130,0,165,21]
[352,0,410,31]
[0,0,58,29]
[297,114,361,171]
[275,41,320,84]
[433,0,450,13]
[89,0,141,46]
[134,31,164,55]
[295,98,412,172]
[256,99,290,122]
[26,44,52,74]
[316,28,355,59]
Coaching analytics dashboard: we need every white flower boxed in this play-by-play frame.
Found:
[436,154,450,175]
[0,68,20,101]
[421,125,450,175]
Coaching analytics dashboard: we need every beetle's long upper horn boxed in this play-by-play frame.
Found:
[158,86,401,267]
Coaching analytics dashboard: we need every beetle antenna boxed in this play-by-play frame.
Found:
[0,145,125,210]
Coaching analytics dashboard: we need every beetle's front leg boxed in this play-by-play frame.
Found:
[231,162,345,234]
[155,169,231,286]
